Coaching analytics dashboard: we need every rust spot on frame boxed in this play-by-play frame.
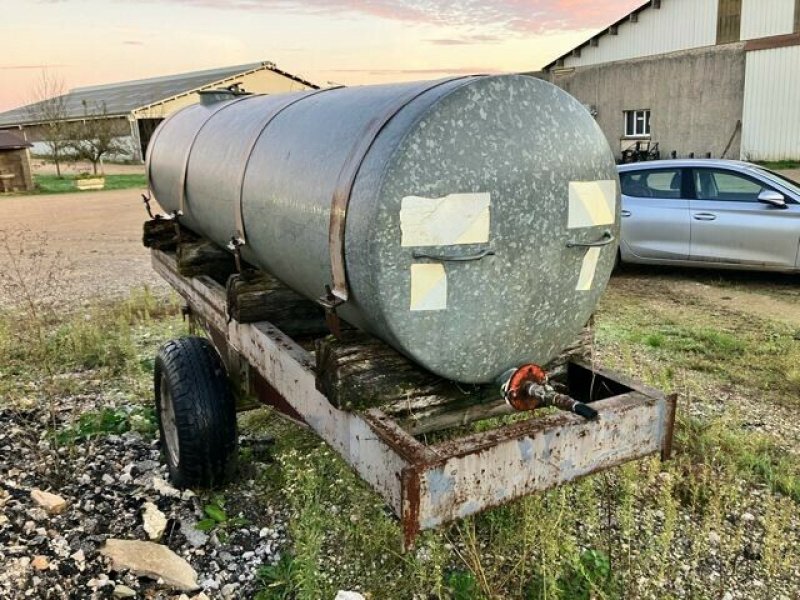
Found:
[401,467,421,551]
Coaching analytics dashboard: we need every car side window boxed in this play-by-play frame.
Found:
[621,169,682,199]
[694,169,766,202]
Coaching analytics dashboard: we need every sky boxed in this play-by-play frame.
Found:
[0,0,644,112]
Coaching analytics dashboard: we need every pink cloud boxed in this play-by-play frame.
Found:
[147,0,647,34]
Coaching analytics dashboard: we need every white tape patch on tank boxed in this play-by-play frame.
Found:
[400,193,491,247]
[567,180,616,229]
[410,263,448,311]
[576,247,602,292]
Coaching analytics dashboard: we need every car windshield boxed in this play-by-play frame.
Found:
[751,167,800,197]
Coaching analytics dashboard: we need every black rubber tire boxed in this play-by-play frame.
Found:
[154,336,237,488]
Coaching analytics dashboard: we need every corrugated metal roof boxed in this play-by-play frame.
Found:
[0,130,32,150]
[0,61,318,127]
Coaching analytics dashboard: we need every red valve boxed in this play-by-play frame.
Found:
[504,364,548,412]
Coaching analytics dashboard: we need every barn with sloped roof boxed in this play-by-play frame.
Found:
[0,61,318,162]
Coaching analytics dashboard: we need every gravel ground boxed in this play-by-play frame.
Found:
[0,399,288,599]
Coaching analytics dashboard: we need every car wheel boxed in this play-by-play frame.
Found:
[154,336,238,488]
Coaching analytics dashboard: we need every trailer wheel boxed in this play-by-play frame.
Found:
[154,336,238,488]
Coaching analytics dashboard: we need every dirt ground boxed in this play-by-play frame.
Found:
[782,168,800,184]
[616,265,800,327]
[0,188,165,306]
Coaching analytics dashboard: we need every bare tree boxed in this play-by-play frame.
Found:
[25,70,70,178]
[69,100,127,175]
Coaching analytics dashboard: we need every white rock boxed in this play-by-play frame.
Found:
[30,489,68,515]
[335,592,366,600]
[741,512,756,522]
[101,539,199,592]
[182,520,209,548]
[152,476,182,498]
[112,585,137,598]
[708,531,721,545]
[142,502,168,541]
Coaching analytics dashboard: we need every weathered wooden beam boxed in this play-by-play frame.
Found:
[315,331,492,413]
[315,327,594,425]
[401,397,512,436]
[143,218,180,251]
[226,270,329,337]
[177,238,236,284]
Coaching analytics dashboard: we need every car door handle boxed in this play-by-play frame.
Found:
[621,210,632,218]
[693,213,717,221]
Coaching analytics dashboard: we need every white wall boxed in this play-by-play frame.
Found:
[742,45,800,160]
[741,0,796,40]
[563,0,719,68]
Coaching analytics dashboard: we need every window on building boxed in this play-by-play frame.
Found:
[717,0,742,44]
[624,109,651,138]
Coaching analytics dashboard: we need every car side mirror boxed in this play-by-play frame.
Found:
[758,190,787,209]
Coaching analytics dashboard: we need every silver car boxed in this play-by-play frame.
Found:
[618,159,800,272]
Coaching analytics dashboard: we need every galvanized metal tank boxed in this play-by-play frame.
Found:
[147,75,619,384]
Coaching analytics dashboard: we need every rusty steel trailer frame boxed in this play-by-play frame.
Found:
[152,249,677,548]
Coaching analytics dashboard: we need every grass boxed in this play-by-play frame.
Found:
[31,173,147,194]
[236,272,800,599]
[757,160,800,171]
[1,232,798,598]
[0,284,185,431]
[595,285,800,404]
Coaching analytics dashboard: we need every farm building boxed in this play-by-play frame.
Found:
[539,0,800,162]
[0,61,318,162]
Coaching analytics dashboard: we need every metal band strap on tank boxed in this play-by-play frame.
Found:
[177,95,258,217]
[324,75,483,310]
[232,86,344,246]
[144,107,187,199]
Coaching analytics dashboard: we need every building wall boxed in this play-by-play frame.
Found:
[563,0,719,68]
[546,43,746,159]
[0,148,34,192]
[742,44,800,160]
[741,0,796,40]
[133,69,314,120]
